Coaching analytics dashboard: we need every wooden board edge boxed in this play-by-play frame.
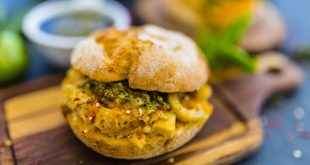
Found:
[0,74,64,101]
[0,104,15,165]
[175,120,263,165]
[0,74,64,165]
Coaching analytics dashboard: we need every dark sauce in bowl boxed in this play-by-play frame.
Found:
[40,11,114,37]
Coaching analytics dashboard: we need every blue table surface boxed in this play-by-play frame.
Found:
[3,0,310,164]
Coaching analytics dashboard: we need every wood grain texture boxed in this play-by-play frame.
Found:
[5,87,65,139]
[0,75,64,165]
[0,55,303,165]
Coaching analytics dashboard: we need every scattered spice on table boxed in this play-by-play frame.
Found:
[286,133,295,143]
[168,157,175,163]
[300,131,310,139]
[262,98,309,160]
[34,160,38,165]
[267,118,282,129]
[0,139,12,148]
[5,139,12,146]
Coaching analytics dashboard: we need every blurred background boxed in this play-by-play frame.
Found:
[1,0,310,164]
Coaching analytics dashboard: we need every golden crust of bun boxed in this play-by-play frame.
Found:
[71,25,208,93]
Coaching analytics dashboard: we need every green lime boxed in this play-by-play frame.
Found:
[0,31,28,84]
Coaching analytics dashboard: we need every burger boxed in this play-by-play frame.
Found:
[61,25,213,159]
[166,0,259,31]
[161,0,285,52]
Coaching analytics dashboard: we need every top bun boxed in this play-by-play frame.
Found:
[71,25,208,93]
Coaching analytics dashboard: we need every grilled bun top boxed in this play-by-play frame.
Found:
[71,25,208,93]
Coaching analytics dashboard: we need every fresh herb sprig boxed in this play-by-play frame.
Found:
[294,47,310,60]
[196,15,256,73]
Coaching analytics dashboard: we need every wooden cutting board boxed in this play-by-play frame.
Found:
[0,53,304,165]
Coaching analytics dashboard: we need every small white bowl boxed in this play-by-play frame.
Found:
[23,0,131,68]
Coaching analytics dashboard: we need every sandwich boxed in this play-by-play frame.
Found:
[164,0,285,52]
[166,0,259,31]
[61,25,213,159]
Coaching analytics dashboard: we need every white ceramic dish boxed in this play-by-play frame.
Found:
[23,0,131,68]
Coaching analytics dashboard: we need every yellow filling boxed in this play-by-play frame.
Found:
[62,69,213,148]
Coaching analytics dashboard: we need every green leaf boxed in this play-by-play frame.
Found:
[196,16,256,74]
[294,47,310,60]
[222,14,252,44]
[220,42,256,72]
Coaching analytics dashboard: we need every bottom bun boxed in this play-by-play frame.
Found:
[65,111,206,159]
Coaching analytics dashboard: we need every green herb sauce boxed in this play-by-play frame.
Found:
[82,78,171,114]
